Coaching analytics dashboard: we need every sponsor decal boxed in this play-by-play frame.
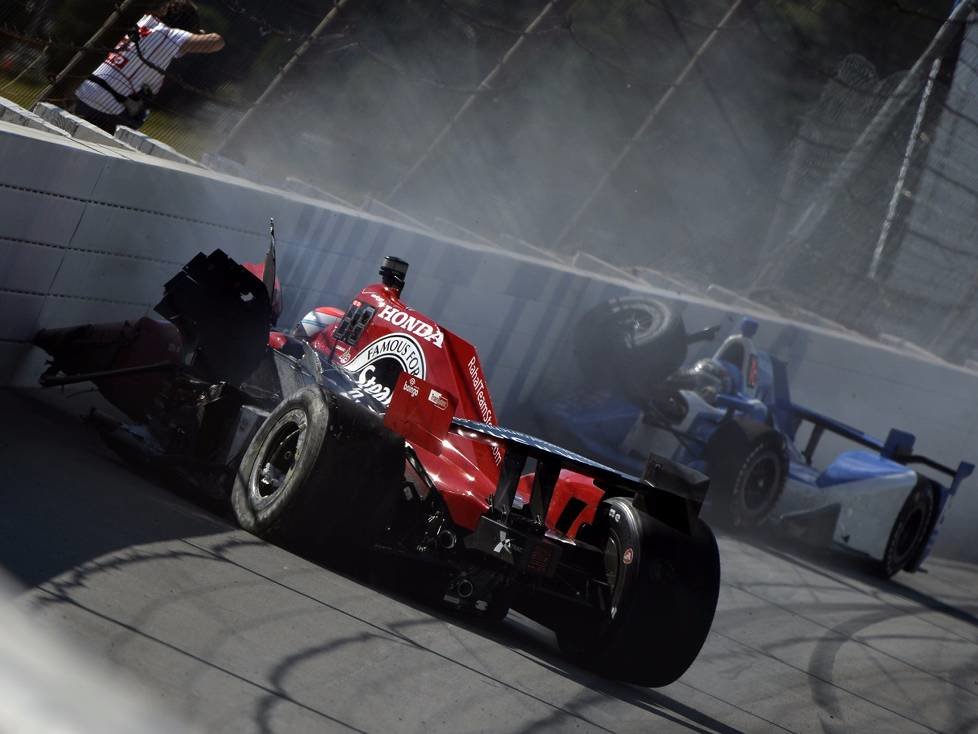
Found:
[377,304,444,347]
[467,356,502,465]
[428,388,449,411]
[525,542,557,575]
[298,309,337,338]
[493,530,514,557]
[342,333,426,405]
[747,355,759,389]
[403,377,420,398]
[622,547,634,565]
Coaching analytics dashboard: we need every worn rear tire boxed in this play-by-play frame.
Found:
[575,296,687,399]
[558,498,720,687]
[232,387,337,549]
[705,419,787,529]
[880,480,934,578]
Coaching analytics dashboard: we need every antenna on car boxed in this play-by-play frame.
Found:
[380,256,409,295]
[263,217,278,310]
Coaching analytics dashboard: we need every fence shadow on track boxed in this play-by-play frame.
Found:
[12,385,976,733]
[26,527,739,734]
[195,535,747,733]
[0,388,233,589]
[28,541,377,734]
[717,529,978,733]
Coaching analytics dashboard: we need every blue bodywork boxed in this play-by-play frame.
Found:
[816,452,910,488]
[534,318,974,570]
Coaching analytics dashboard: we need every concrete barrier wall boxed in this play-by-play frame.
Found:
[2,121,977,561]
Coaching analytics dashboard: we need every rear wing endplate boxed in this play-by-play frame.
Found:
[384,371,710,534]
[451,417,710,534]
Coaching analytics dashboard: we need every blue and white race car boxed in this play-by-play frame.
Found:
[534,310,973,578]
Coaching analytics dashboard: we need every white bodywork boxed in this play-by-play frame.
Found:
[621,390,767,459]
[775,460,919,560]
[621,390,713,461]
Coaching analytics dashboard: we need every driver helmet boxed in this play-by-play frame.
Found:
[294,306,344,341]
[242,261,283,322]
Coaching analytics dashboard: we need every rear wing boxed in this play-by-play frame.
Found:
[155,249,274,385]
[771,359,974,493]
[451,417,710,535]
[383,372,708,534]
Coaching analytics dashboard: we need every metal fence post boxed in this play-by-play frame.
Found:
[384,0,566,204]
[751,0,975,292]
[36,0,138,104]
[551,0,744,251]
[216,0,354,156]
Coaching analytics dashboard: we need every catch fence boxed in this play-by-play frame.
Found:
[2,0,978,363]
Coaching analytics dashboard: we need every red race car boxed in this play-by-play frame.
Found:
[35,237,720,687]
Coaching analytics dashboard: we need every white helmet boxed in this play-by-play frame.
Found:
[294,306,343,340]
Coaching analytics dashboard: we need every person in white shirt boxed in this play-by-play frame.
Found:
[73,0,224,133]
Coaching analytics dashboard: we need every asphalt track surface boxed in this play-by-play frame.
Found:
[2,387,977,734]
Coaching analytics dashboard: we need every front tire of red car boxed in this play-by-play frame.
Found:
[558,498,720,687]
[232,386,405,565]
[574,296,688,400]
[880,480,935,578]
[705,418,787,530]
[232,387,334,548]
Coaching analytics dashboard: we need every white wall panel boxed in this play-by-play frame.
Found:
[0,291,45,341]
[2,123,977,560]
[0,121,107,196]
[0,239,64,293]
[66,205,263,263]
[33,295,151,333]
[46,251,177,306]
[0,187,87,246]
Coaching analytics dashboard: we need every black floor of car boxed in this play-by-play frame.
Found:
[2,387,976,734]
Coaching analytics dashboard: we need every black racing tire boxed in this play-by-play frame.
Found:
[880,480,935,578]
[558,498,720,687]
[705,419,787,530]
[482,597,512,624]
[575,296,687,399]
[231,386,336,550]
[231,386,402,561]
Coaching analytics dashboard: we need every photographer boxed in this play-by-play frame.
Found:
[72,1,224,134]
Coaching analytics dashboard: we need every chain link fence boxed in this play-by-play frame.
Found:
[2,0,977,362]
[0,1,51,108]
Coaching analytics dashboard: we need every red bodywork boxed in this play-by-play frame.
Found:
[288,282,602,535]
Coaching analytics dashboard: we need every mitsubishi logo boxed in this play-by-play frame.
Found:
[494,531,513,556]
